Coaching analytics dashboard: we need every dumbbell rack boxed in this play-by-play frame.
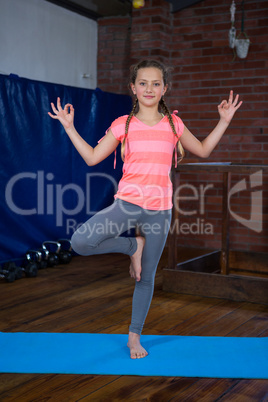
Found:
[0,239,72,283]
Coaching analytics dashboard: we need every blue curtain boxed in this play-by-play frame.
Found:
[0,74,132,261]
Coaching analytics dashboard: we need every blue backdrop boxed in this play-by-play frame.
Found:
[0,74,132,261]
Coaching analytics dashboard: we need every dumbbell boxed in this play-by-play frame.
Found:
[1,258,37,280]
[2,261,23,280]
[42,241,61,266]
[0,264,16,283]
[38,246,55,268]
[26,250,47,270]
[21,253,38,277]
[57,239,72,264]
[37,247,50,268]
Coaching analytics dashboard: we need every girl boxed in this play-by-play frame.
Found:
[48,59,242,359]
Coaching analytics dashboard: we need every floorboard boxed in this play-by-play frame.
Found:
[0,250,267,401]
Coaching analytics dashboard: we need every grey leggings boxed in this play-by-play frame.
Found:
[71,199,172,335]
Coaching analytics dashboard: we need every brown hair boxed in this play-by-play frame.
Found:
[121,59,185,164]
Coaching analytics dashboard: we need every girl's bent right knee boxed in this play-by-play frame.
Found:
[71,231,96,256]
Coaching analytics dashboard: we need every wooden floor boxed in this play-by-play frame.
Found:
[0,250,267,402]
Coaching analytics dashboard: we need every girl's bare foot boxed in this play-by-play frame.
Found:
[129,262,135,280]
[127,332,148,359]
[130,236,145,282]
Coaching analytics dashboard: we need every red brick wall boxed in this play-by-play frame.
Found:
[98,16,131,94]
[97,0,268,253]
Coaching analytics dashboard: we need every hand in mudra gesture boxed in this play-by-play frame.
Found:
[218,90,243,124]
[48,97,74,131]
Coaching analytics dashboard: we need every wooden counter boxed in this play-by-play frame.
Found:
[163,163,268,304]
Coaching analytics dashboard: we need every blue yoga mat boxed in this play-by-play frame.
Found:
[0,332,267,378]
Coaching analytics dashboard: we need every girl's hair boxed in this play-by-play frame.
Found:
[121,59,185,164]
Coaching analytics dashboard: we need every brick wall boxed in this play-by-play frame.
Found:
[97,0,268,253]
[98,16,131,94]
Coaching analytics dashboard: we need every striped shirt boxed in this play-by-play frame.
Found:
[108,113,184,210]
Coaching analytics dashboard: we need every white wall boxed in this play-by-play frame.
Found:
[0,0,97,89]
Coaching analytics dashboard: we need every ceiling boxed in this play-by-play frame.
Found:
[45,0,204,20]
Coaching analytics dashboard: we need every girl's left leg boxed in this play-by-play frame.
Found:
[70,199,140,257]
[128,208,172,359]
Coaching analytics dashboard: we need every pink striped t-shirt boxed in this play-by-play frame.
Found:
[108,113,184,211]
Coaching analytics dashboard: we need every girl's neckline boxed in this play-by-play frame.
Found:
[133,114,166,128]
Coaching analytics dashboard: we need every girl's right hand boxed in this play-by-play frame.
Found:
[48,97,74,132]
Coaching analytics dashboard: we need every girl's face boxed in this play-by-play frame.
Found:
[131,67,167,108]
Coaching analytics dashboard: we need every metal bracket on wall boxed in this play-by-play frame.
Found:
[44,0,132,20]
[44,0,101,20]
[165,0,204,13]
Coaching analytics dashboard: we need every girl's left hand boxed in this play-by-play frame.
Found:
[218,90,243,124]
